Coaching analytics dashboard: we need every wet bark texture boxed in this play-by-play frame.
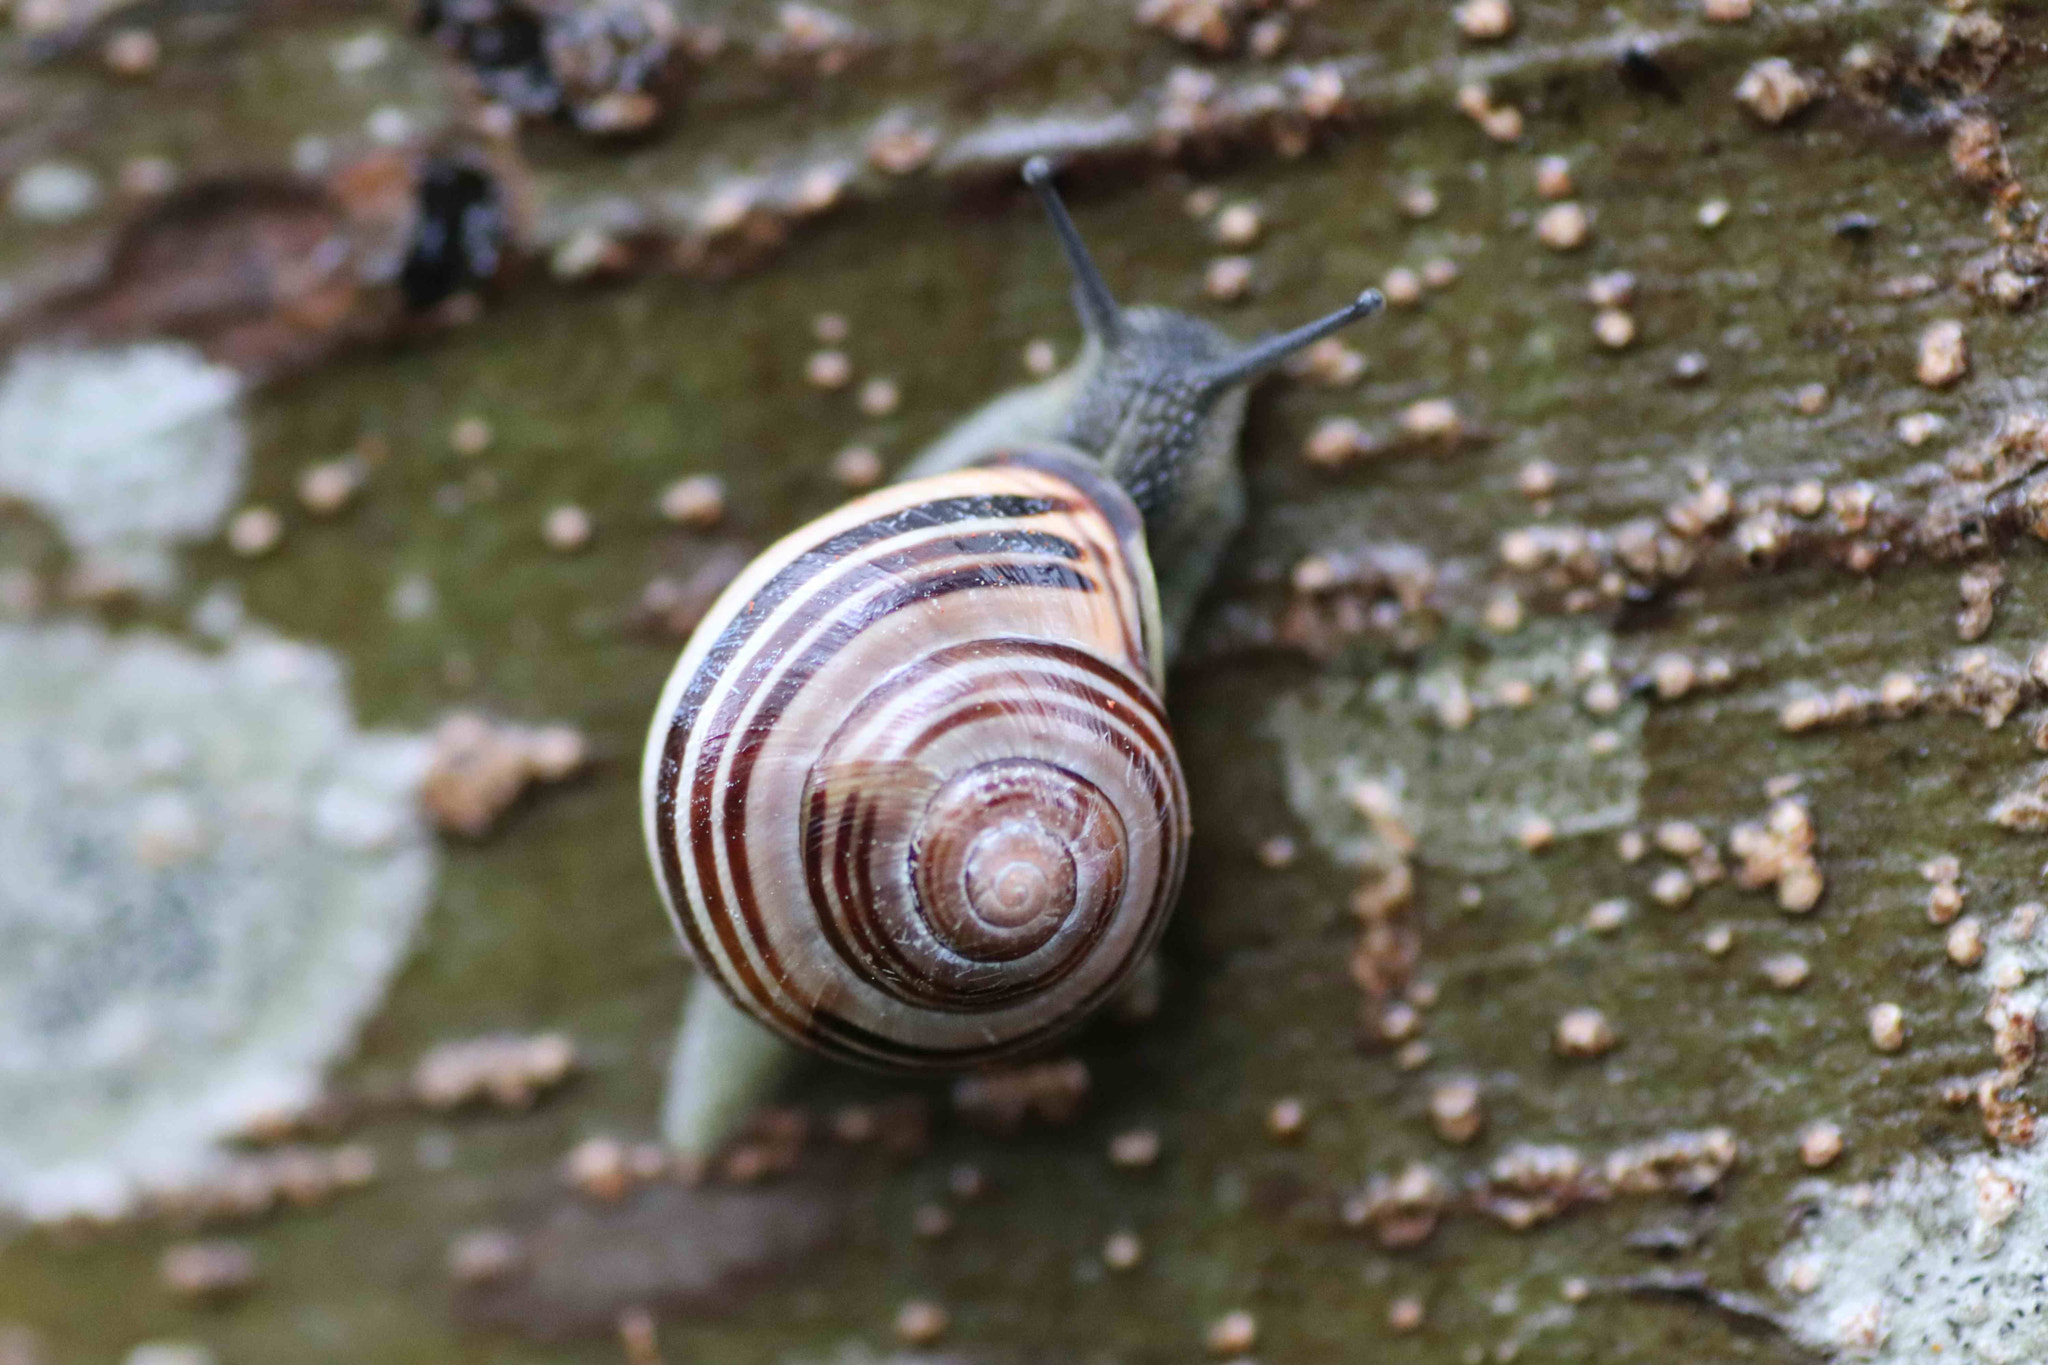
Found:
[3,0,2047,1360]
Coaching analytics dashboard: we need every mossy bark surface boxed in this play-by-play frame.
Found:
[3,1,2046,1361]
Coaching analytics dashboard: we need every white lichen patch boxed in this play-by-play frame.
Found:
[0,345,247,594]
[1774,924,2048,1360]
[0,622,434,1222]
[1269,627,1645,874]
[1775,1148,2048,1361]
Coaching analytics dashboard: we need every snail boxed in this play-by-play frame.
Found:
[643,158,1382,1155]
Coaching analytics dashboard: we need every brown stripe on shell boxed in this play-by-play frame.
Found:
[668,499,1095,1046]
[648,462,1182,1069]
[793,637,1178,1004]
[975,447,1157,675]
[651,485,1080,1017]
[708,562,1116,1053]
[808,687,1170,1011]
[724,650,1171,1055]
[702,559,1104,1018]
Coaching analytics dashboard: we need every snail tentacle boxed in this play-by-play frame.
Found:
[1193,288,1387,399]
[1023,155,1123,345]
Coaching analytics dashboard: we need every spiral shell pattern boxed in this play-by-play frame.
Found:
[641,452,1189,1070]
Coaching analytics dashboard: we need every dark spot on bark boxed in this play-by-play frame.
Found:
[1618,44,1682,103]
[400,161,506,312]
[418,0,558,114]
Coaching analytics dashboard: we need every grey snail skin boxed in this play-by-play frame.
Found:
[643,157,1383,1157]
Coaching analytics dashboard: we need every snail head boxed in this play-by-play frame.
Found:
[1020,156,1383,523]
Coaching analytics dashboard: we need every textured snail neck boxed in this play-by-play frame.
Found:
[1022,158,1383,536]
[1056,306,1236,527]
[1052,308,1387,538]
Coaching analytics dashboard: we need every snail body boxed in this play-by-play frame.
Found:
[645,160,1380,1146]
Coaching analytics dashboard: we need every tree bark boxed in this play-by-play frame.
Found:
[2,1,2044,1361]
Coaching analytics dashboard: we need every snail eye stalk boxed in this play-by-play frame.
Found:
[1192,289,1386,402]
[1023,156,1124,347]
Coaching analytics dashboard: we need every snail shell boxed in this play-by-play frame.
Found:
[642,450,1188,1070]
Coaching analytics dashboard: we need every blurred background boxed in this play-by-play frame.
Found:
[1,1,2044,1361]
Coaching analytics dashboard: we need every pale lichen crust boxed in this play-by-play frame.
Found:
[0,622,435,1222]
